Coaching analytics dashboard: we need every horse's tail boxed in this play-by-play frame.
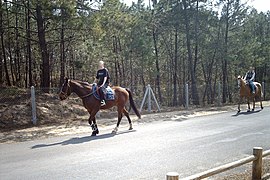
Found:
[126,88,141,119]
[259,84,263,98]
[256,82,263,98]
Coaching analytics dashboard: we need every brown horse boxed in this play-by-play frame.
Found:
[59,78,141,136]
[237,76,263,113]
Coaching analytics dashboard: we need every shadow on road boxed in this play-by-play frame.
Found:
[232,109,262,117]
[31,129,136,149]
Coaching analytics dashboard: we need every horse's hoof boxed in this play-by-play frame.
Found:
[261,107,264,110]
[129,127,133,130]
[252,109,254,111]
[91,129,99,136]
[247,109,250,112]
[111,130,117,134]
[237,110,241,114]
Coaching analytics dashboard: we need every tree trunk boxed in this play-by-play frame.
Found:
[0,2,3,86]
[0,1,11,86]
[0,40,2,86]
[36,4,50,92]
[60,14,65,87]
[222,1,230,103]
[26,0,33,87]
[14,1,21,85]
[194,0,199,74]
[173,27,178,106]
[6,2,15,86]
[114,58,119,85]
[152,28,162,103]
[182,0,200,105]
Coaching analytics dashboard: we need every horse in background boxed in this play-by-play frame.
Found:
[237,76,263,113]
[59,78,141,136]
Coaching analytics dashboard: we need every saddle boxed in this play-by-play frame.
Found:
[93,84,115,101]
[246,81,256,93]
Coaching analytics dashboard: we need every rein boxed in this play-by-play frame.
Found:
[61,81,98,99]
[61,80,99,99]
[80,91,96,99]
[60,81,70,99]
[79,84,99,99]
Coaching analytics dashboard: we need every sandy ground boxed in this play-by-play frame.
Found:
[1,101,269,144]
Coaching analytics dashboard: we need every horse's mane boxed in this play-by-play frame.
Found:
[71,80,92,89]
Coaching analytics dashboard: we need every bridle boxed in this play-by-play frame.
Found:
[60,80,99,99]
[60,80,70,99]
[237,78,241,88]
[238,78,248,89]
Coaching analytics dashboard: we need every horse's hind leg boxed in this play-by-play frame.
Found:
[260,95,264,110]
[252,97,255,111]
[123,108,133,130]
[112,109,123,134]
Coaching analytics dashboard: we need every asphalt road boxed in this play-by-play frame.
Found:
[1,107,269,180]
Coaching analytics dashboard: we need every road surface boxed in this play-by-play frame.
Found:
[1,107,269,179]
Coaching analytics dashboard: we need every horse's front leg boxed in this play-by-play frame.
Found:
[238,96,242,113]
[91,116,99,136]
[88,111,99,136]
[247,97,250,112]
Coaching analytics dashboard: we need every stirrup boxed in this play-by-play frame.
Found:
[101,100,106,106]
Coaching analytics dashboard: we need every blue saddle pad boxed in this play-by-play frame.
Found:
[93,85,115,101]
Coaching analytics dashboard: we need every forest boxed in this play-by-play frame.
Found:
[0,0,269,107]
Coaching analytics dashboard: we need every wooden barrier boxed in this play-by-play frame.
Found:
[252,147,263,180]
[166,172,179,180]
[167,147,270,180]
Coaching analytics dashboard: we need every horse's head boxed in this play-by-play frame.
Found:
[59,77,72,100]
[237,75,242,88]
[237,75,247,88]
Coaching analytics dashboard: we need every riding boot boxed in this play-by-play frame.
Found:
[99,88,106,106]
[251,83,255,94]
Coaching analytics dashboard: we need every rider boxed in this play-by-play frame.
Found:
[95,61,110,106]
[244,66,256,94]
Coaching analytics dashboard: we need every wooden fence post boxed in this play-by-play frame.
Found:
[166,172,179,180]
[148,84,151,112]
[185,83,189,109]
[252,147,263,180]
[218,82,221,106]
[31,86,37,125]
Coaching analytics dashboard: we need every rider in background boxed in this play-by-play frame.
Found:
[95,61,110,106]
[244,66,255,94]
